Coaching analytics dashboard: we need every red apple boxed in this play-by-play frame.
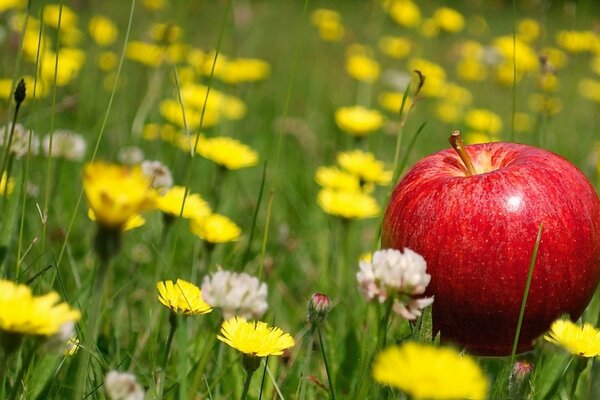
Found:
[382,132,600,355]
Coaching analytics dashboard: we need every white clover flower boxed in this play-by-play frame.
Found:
[42,130,87,161]
[117,146,145,165]
[201,269,268,319]
[0,123,39,158]
[141,160,173,190]
[357,248,433,320]
[105,371,145,400]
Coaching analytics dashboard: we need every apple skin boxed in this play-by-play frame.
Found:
[382,142,600,356]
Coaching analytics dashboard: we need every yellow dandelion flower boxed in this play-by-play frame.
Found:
[544,319,600,357]
[197,136,258,170]
[432,7,465,33]
[493,36,539,73]
[218,316,295,357]
[556,30,597,53]
[345,53,380,83]
[88,15,118,47]
[0,280,81,336]
[435,102,462,124]
[190,213,241,243]
[420,18,440,38]
[149,23,183,43]
[40,48,86,87]
[159,98,220,130]
[385,0,421,28]
[317,188,380,219]
[155,186,211,220]
[142,0,166,10]
[579,78,600,102]
[463,132,499,144]
[464,108,503,135]
[88,209,146,232]
[0,172,15,196]
[378,36,412,59]
[157,279,212,316]
[335,105,383,137]
[84,162,153,230]
[378,92,413,113]
[518,18,540,43]
[221,95,247,120]
[98,51,118,72]
[373,342,488,400]
[315,166,360,192]
[0,0,26,12]
[311,8,344,42]
[42,4,78,30]
[126,41,164,68]
[219,58,270,84]
[456,58,488,81]
[408,58,447,97]
[337,150,392,185]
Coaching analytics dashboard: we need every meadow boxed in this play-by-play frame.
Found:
[1,0,600,399]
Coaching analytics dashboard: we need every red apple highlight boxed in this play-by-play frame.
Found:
[382,133,600,355]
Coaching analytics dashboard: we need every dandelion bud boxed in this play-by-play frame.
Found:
[308,292,331,325]
[14,78,26,105]
[105,371,145,400]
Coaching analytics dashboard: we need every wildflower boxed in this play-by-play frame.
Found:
[42,4,78,29]
[337,150,392,186]
[156,279,212,316]
[518,18,540,43]
[197,136,258,170]
[508,360,534,398]
[140,160,173,190]
[408,57,447,97]
[464,108,503,135]
[88,15,118,46]
[384,0,421,28]
[435,102,461,123]
[357,248,433,320]
[155,186,211,219]
[218,58,270,84]
[578,78,600,102]
[40,48,86,86]
[0,280,81,337]
[528,94,562,115]
[373,342,488,400]
[42,130,87,161]
[556,30,597,53]
[0,0,26,12]
[308,293,332,325]
[345,52,380,83]
[88,210,146,232]
[317,188,380,219]
[463,132,499,144]
[190,213,241,243]
[315,166,360,192]
[218,317,295,357]
[378,36,411,59]
[105,371,145,400]
[149,22,182,43]
[493,36,539,74]
[0,123,39,158]
[432,7,465,33]
[457,58,489,81]
[0,172,15,196]
[126,41,164,68]
[310,8,344,42]
[378,92,413,113]
[83,162,153,230]
[201,270,268,319]
[544,319,600,357]
[117,146,145,165]
[334,106,383,137]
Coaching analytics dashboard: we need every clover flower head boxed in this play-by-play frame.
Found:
[201,270,268,319]
[357,248,433,320]
[0,123,39,159]
[42,130,87,161]
[117,146,145,165]
[105,371,145,400]
[141,160,173,191]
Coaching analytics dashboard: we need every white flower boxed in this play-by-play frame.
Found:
[117,146,145,165]
[0,123,39,158]
[42,130,87,161]
[201,269,268,319]
[141,160,173,190]
[357,248,433,320]
[105,371,145,400]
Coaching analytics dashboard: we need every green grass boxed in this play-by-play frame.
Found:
[1,0,600,399]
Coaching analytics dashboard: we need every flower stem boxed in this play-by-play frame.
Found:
[316,324,336,400]
[570,357,588,399]
[297,328,315,399]
[240,355,260,400]
[240,369,255,400]
[162,311,178,368]
[377,298,394,350]
[448,130,476,176]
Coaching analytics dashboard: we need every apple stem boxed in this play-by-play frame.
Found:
[449,130,476,176]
